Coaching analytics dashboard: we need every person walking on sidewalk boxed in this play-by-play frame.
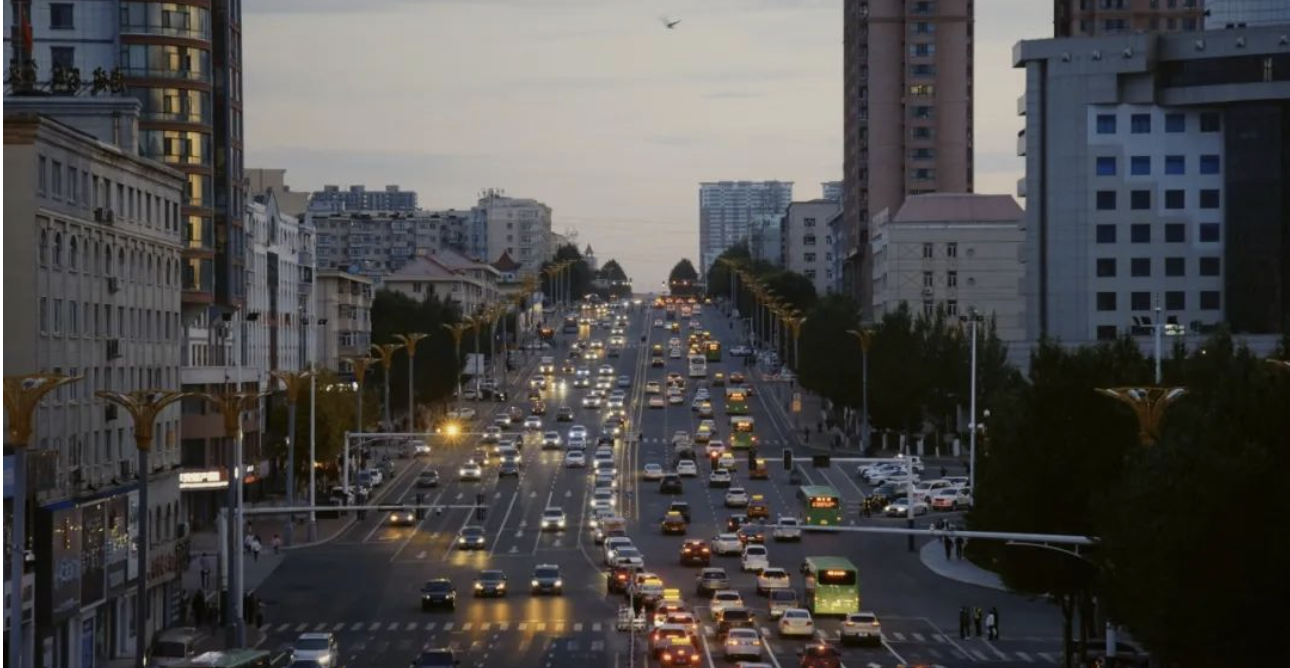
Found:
[954,536,965,560]
[942,535,953,560]
[200,554,211,589]
[973,606,984,637]
[271,533,282,555]
[958,606,970,639]
[988,607,1000,640]
[251,536,262,562]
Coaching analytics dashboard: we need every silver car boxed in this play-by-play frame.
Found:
[723,628,762,660]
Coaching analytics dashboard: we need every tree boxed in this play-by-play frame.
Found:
[540,243,593,302]
[265,369,358,491]
[370,289,465,421]
[668,258,700,296]
[705,243,752,300]
[599,259,628,282]
[796,294,863,405]
[760,269,818,314]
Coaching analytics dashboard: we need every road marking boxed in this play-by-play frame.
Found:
[535,623,546,632]
[530,490,537,498]
[386,622,400,631]
[455,492,463,500]
[590,640,604,651]
[982,639,1009,660]
[294,623,308,632]
[927,648,943,658]
[573,623,583,632]
[425,622,437,631]
[443,622,454,631]
[416,550,426,560]
[1038,653,1057,663]
[312,622,327,631]
[1016,651,1035,663]
[970,649,990,660]
[368,622,381,631]
[350,622,364,632]
[331,622,345,631]
[891,632,906,641]
[881,639,909,666]
[461,622,472,631]
[912,632,926,642]
[480,623,490,631]
[494,491,502,499]
[518,622,528,631]
[591,623,601,632]
[760,636,786,668]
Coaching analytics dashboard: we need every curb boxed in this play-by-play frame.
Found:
[918,538,1009,591]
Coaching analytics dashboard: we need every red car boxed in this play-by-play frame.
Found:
[659,643,699,667]
[799,642,842,668]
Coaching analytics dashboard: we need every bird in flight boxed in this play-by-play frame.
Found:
[662,16,681,29]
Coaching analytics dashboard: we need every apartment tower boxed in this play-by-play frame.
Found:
[1054,0,1204,37]
[842,0,973,318]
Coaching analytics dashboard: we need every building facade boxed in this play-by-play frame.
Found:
[474,191,554,274]
[1015,26,1290,346]
[4,106,187,668]
[382,252,502,316]
[310,210,469,283]
[246,168,309,217]
[842,0,974,318]
[698,181,794,277]
[309,184,418,213]
[747,213,784,267]
[316,271,373,376]
[871,194,1026,343]
[1205,0,1290,28]
[783,200,842,296]
[821,181,843,202]
[1054,0,1204,37]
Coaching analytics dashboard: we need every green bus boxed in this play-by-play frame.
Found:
[797,485,843,527]
[800,556,860,616]
[705,341,722,362]
[729,416,757,450]
[172,649,286,668]
[725,388,749,415]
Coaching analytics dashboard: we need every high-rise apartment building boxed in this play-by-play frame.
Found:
[842,0,974,319]
[1054,0,1204,37]
[783,200,842,296]
[821,181,844,202]
[474,191,554,274]
[1205,0,1290,28]
[698,181,794,276]
[310,209,469,283]
[309,184,418,213]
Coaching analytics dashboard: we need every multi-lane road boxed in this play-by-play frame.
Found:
[255,301,1066,668]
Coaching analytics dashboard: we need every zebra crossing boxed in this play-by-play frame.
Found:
[691,624,1063,665]
[264,619,607,635]
[641,436,791,446]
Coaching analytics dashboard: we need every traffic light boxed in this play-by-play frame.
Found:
[782,448,793,471]
[812,454,831,468]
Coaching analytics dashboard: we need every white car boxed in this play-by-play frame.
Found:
[540,507,567,531]
[292,633,339,667]
[606,393,626,409]
[591,489,616,511]
[884,497,930,517]
[772,517,802,541]
[645,381,662,394]
[613,547,645,568]
[741,545,769,573]
[569,425,589,440]
[712,533,743,555]
[617,375,632,388]
[723,628,763,661]
[667,390,685,405]
[710,590,744,619]
[708,469,732,487]
[542,431,563,449]
[448,406,477,420]
[482,426,503,443]
[648,395,666,409]
[670,347,683,359]
[582,394,604,408]
[911,479,956,501]
[598,365,615,376]
[724,488,750,507]
[777,608,815,638]
[523,416,543,430]
[603,537,634,565]
[642,463,665,481]
[564,450,586,468]
[458,461,482,481]
[756,568,791,594]
[676,460,698,477]
[840,611,883,645]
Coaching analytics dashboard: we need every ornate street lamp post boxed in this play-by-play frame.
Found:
[269,370,313,546]
[394,333,428,431]
[849,329,874,454]
[1095,386,1188,447]
[370,343,404,433]
[442,322,473,413]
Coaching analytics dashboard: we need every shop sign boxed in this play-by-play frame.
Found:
[179,469,228,490]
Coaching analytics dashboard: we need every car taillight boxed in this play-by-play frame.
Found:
[661,654,671,662]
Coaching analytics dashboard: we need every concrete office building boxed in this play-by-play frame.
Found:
[1053,0,1204,37]
[309,184,418,212]
[748,213,784,267]
[474,191,554,274]
[383,251,502,316]
[821,181,843,203]
[842,0,974,318]
[1015,26,1290,347]
[699,181,794,277]
[871,194,1026,343]
[4,102,187,668]
[783,200,843,296]
[310,209,470,284]
[315,271,373,376]
[1206,0,1290,28]
[246,168,310,217]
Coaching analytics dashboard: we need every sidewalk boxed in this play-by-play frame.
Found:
[919,537,1008,591]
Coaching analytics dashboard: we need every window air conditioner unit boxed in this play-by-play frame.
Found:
[95,208,115,225]
[922,287,935,297]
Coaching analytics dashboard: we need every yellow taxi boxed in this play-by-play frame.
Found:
[747,494,769,519]
[716,452,737,471]
[661,511,688,535]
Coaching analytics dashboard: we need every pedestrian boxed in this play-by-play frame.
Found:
[955,536,965,560]
[986,608,999,640]
[251,537,262,562]
[989,607,1000,640]
[179,590,189,624]
[271,534,282,555]
[200,554,211,589]
[942,535,953,560]
[940,465,948,478]
[958,606,969,639]
[255,600,265,629]
[973,606,983,637]
[802,426,810,443]
[243,533,253,554]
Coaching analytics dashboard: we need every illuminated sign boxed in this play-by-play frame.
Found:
[809,497,839,509]
[179,469,228,490]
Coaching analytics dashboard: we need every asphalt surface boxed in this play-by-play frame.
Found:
[254,303,1067,668]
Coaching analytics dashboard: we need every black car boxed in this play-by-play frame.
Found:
[498,460,520,477]
[660,474,683,494]
[473,570,508,597]
[410,649,458,668]
[715,607,755,637]
[457,526,486,550]
[667,501,692,523]
[679,539,711,566]
[556,406,575,422]
[420,579,456,611]
[416,470,440,488]
[726,514,749,532]
[530,564,563,595]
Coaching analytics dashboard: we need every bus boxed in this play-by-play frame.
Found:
[729,416,757,450]
[800,556,860,616]
[705,341,722,362]
[687,354,707,378]
[798,485,843,527]
[725,387,749,415]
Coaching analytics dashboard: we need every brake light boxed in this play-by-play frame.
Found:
[661,654,671,662]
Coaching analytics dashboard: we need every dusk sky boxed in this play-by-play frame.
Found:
[244,0,1051,290]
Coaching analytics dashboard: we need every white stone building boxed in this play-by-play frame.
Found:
[316,271,374,376]
[783,200,842,297]
[474,190,553,274]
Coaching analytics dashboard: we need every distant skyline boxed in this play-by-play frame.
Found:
[244,0,1051,290]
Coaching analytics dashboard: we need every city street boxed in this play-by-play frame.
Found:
[253,304,1066,668]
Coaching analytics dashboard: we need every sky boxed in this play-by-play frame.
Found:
[244,0,1052,291]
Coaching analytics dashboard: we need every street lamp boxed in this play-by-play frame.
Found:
[394,333,429,431]
[959,310,985,490]
[269,370,314,546]
[443,322,473,411]
[1095,386,1188,447]
[96,390,190,668]
[370,343,404,432]
[341,355,377,436]
[848,329,874,454]
[4,373,81,668]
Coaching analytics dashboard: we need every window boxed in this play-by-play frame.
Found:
[911,106,934,120]
[946,300,959,317]
[68,236,78,270]
[922,243,934,258]
[1131,224,1150,243]
[803,235,817,246]
[1160,190,1184,209]
[911,64,936,76]
[1165,291,1185,310]
[947,271,957,287]
[1096,258,1116,277]
[40,297,48,332]
[912,22,935,34]
[804,252,817,263]
[1165,224,1186,243]
[1097,325,1118,341]
[946,243,957,258]
[1199,223,1220,242]
[804,217,816,228]
[51,46,74,69]
[1199,257,1220,276]
[53,299,63,333]
[1200,112,1221,132]
[908,84,935,96]
[1130,114,1151,133]
[1129,156,1150,176]
[923,271,934,288]
[1165,257,1185,276]
[1199,190,1220,209]
[1097,292,1118,311]
[910,43,935,57]
[1200,291,1221,310]
[53,233,63,267]
[1096,225,1117,244]
[50,3,74,29]
[1199,155,1220,174]
[1096,157,1117,176]
[922,301,935,318]
[912,148,935,160]
[51,161,62,197]
[911,127,933,140]
[1131,190,1151,210]
[1164,155,1185,175]
[1096,191,1117,210]
[1131,292,1151,311]
[1164,113,1185,132]
[38,156,47,193]
[1096,114,1117,134]
[910,168,935,181]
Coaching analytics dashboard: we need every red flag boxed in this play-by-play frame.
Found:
[20,3,33,55]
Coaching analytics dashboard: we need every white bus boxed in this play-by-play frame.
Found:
[687,354,707,378]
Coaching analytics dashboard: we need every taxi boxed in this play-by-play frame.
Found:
[658,638,699,666]
[652,595,689,627]
[749,458,770,480]
[747,495,770,519]
[712,372,726,386]
[661,511,688,535]
[716,451,737,471]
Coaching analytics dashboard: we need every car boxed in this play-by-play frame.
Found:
[679,539,711,566]
[598,364,615,376]
[709,469,733,488]
[415,470,440,488]
[292,633,338,667]
[726,514,750,532]
[458,461,482,481]
[661,511,688,535]
[661,609,699,637]
[555,406,575,421]
[797,642,843,668]
[613,547,645,568]
[747,495,769,519]
[712,372,726,386]
[723,628,763,661]
[695,567,730,596]
[541,431,562,450]
[772,517,803,542]
[645,381,662,394]
[387,507,416,526]
[697,402,715,418]
[884,497,930,517]
[660,474,683,493]
[839,612,882,646]
[756,568,791,595]
[540,507,567,531]
[482,426,503,443]
[676,460,698,477]
[911,479,956,501]
[530,401,548,415]
[649,395,666,409]
[420,579,457,611]
[710,590,744,618]
[741,545,769,573]
[717,607,757,639]
[606,393,626,409]
[409,649,458,668]
[564,450,586,468]
[670,347,683,359]
[931,486,973,511]
[582,394,604,408]
[457,525,486,550]
[766,588,799,620]
[603,537,635,565]
[447,406,477,420]
[492,413,512,429]
[643,463,665,481]
[473,570,507,597]
[530,563,563,595]
[778,608,815,638]
[498,460,520,477]
[630,572,666,604]
[523,415,543,430]
[617,375,632,388]
[654,319,665,327]
[737,524,767,546]
[712,533,743,556]
[725,488,750,507]
[591,488,616,511]
[652,356,666,368]
[667,390,685,405]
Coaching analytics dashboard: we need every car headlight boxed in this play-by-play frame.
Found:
[554,579,562,587]
[531,579,540,587]
[474,582,483,588]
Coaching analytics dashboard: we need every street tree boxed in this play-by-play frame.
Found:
[668,258,700,296]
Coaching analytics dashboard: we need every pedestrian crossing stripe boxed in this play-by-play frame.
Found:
[969,649,989,660]
[368,622,381,632]
[294,623,308,632]
[1015,651,1035,663]
[912,632,925,641]
[461,622,472,632]
[891,632,906,641]
[443,622,454,631]
[573,623,583,632]
[406,622,418,631]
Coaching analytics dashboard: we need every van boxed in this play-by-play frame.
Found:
[150,627,200,667]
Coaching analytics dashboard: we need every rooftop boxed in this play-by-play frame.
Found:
[891,193,1023,224]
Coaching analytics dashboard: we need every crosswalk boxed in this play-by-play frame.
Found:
[264,620,606,635]
[691,624,1062,664]
[640,437,793,446]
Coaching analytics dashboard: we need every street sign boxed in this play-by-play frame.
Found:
[791,393,802,413]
